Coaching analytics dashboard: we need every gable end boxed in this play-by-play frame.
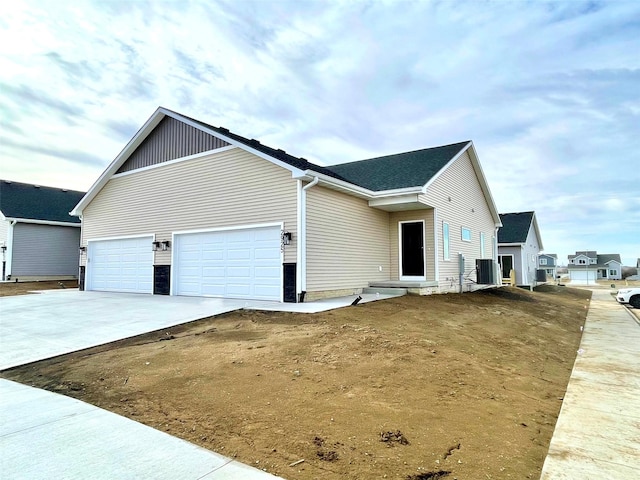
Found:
[116,117,230,174]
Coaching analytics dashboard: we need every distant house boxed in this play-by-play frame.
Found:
[0,180,85,281]
[539,253,558,278]
[567,251,622,283]
[497,211,543,286]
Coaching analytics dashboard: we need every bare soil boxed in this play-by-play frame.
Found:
[2,286,592,480]
[0,280,78,296]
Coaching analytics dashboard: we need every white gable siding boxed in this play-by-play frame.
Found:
[420,151,497,290]
[305,185,390,295]
[81,148,298,266]
[521,223,541,285]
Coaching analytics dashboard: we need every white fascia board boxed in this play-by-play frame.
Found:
[498,242,524,247]
[368,194,420,208]
[5,217,81,228]
[303,170,424,200]
[530,212,544,251]
[71,107,307,216]
[167,110,307,178]
[423,141,502,227]
[71,107,167,215]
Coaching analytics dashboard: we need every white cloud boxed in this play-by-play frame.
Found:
[0,0,638,263]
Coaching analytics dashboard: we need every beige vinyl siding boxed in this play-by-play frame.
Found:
[421,151,497,288]
[306,186,390,292]
[81,148,297,266]
[389,209,435,281]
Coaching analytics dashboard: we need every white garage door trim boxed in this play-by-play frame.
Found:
[86,235,154,294]
[171,223,283,301]
[569,269,597,284]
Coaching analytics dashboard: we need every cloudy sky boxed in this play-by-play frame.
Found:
[1,0,638,265]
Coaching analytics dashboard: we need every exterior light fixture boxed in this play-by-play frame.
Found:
[152,241,161,251]
[79,246,87,254]
[282,231,292,245]
[160,240,171,251]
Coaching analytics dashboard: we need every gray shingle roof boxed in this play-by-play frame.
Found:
[0,180,85,223]
[498,211,534,244]
[325,142,470,191]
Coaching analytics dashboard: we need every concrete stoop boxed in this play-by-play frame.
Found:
[362,287,408,296]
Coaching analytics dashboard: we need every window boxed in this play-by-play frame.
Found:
[480,232,485,257]
[578,259,586,265]
[609,269,616,276]
[461,227,471,242]
[443,222,450,260]
[540,258,547,265]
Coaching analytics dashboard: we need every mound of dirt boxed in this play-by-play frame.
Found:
[2,286,591,479]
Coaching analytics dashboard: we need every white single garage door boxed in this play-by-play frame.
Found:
[174,226,281,300]
[569,269,597,284]
[87,237,153,293]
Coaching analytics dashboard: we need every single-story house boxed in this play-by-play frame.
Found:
[567,251,622,283]
[71,107,502,302]
[538,253,558,278]
[497,211,543,286]
[1,180,85,281]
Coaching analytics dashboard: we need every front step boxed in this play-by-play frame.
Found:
[362,287,407,296]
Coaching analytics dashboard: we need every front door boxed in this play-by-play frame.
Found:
[400,221,425,280]
[499,255,513,279]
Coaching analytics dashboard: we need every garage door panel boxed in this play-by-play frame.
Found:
[88,237,153,294]
[174,226,281,300]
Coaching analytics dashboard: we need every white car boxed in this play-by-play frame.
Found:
[616,288,640,308]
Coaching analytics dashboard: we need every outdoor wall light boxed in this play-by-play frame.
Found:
[281,231,292,245]
[1,245,7,252]
[160,240,171,251]
[79,246,86,254]
[152,241,161,251]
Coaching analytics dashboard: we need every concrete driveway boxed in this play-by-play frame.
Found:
[0,289,287,479]
[0,290,262,370]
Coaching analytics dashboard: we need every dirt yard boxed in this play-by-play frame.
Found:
[0,280,78,296]
[2,286,592,480]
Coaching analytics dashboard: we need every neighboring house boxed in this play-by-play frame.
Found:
[567,251,622,283]
[0,180,85,281]
[538,253,558,278]
[71,107,502,302]
[497,211,543,286]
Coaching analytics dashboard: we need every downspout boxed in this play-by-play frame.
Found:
[494,226,499,285]
[5,220,16,280]
[299,177,319,301]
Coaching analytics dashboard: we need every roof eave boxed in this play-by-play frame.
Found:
[71,107,307,215]
[423,141,502,227]
[4,217,81,227]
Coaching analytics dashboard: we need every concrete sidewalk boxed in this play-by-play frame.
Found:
[0,379,282,479]
[540,289,640,478]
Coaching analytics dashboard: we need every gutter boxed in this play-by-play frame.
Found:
[5,220,16,280]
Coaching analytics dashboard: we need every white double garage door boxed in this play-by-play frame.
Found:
[86,226,282,301]
[569,269,597,284]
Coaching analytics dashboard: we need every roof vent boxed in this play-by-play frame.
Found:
[276,149,286,154]
[250,139,261,144]
[34,185,40,188]
[62,189,68,192]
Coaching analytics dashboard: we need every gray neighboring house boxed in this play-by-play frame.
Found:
[71,107,503,301]
[0,180,85,281]
[567,251,622,283]
[497,211,543,286]
[538,253,558,278]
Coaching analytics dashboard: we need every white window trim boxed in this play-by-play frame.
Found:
[398,220,426,281]
[443,222,450,261]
